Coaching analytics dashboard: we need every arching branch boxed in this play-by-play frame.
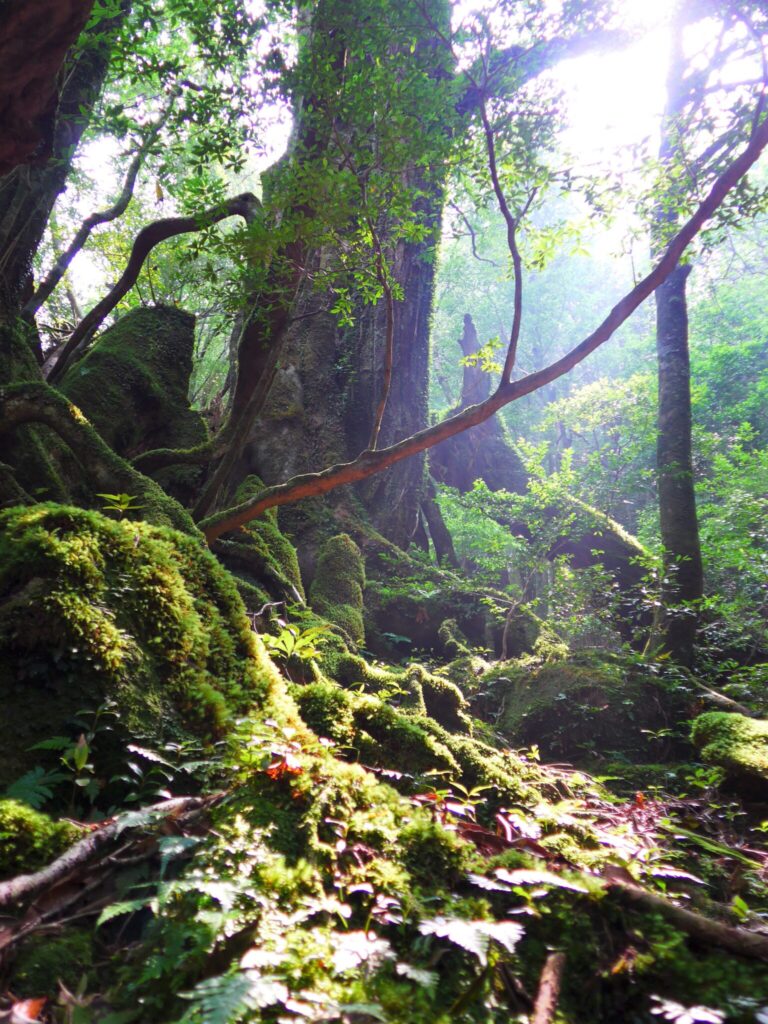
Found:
[198,111,768,543]
[23,103,172,320]
[46,191,261,383]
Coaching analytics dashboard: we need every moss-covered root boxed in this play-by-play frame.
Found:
[691,712,768,797]
[0,504,297,785]
[58,305,209,504]
[0,382,196,533]
[310,534,365,645]
[214,475,305,609]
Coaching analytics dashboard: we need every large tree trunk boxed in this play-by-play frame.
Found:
[233,0,451,567]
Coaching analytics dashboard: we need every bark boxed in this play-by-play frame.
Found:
[0,0,94,175]
[0,3,125,316]
[421,476,459,567]
[609,881,768,963]
[531,952,566,1024]
[654,264,703,663]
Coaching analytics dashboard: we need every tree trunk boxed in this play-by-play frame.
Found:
[650,11,704,665]
[654,263,703,663]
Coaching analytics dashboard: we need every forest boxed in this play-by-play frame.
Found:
[1,0,768,1020]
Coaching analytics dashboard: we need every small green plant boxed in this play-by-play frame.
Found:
[261,623,331,663]
[97,492,145,517]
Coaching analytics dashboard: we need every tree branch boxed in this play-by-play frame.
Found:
[532,952,566,1024]
[0,795,217,911]
[23,103,172,320]
[46,192,261,383]
[609,881,768,963]
[199,111,768,544]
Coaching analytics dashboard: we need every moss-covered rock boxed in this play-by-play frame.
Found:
[489,654,682,762]
[58,305,208,504]
[310,534,365,645]
[0,799,83,878]
[691,712,768,796]
[403,663,472,734]
[0,503,294,785]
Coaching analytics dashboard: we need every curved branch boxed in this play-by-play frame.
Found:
[46,191,261,383]
[199,111,768,543]
[24,106,171,320]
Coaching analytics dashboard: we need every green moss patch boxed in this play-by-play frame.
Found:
[310,534,366,645]
[691,712,768,796]
[0,503,293,785]
[0,799,83,879]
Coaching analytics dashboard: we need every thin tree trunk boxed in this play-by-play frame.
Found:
[651,11,704,665]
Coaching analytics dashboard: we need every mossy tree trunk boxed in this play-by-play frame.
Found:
[236,0,452,561]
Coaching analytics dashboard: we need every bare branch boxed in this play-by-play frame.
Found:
[532,952,566,1024]
[447,201,500,265]
[46,192,261,383]
[23,103,173,320]
[199,111,768,544]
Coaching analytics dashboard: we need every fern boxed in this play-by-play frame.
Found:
[180,972,288,1024]
[418,916,524,966]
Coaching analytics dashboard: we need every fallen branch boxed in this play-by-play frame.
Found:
[199,110,768,543]
[609,881,768,962]
[47,192,260,383]
[0,795,216,910]
[531,951,566,1024]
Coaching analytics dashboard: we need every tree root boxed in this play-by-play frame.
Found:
[609,881,768,963]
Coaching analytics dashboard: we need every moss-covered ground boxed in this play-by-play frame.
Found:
[1,504,767,1024]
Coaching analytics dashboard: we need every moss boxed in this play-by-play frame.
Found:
[403,663,472,734]
[437,617,471,657]
[58,306,208,504]
[0,799,82,878]
[12,930,93,997]
[351,695,460,775]
[490,654,681,762]
[216,475,305,606]
[310,534,365,645]
[0,318,73,502]
[691,712,768,795]
[291,679,355,745]
[398,817,469,889]
[0,503,294,785]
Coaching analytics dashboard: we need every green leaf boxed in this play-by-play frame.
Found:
[418,916,524,966]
